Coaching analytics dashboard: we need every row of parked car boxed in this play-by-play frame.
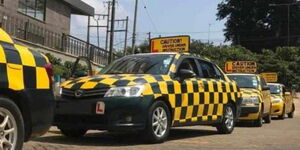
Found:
[0,28,295,150]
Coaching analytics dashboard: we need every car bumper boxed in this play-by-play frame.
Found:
[271,102,284,116]
[21,89,55,141]
[238,104,260,120]
[53,96,151,131]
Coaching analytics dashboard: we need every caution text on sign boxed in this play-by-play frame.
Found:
[225,61,257,73]
[150,36,190,53]
[261,72,278,83]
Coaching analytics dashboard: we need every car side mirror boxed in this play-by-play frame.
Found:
[73,71,88,78]
[178,69,196,81]
[262,86,270,91]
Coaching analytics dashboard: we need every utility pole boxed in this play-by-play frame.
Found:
[87,16,90,44]
[147,32,151,52]
[208,23,212,44]
[110,18,129,55]
[124,16,129,56]
[269,2,300,47]
[132,0,139,53]
[105,1,111,51]
[108,0,116,64]
[88,14,109,47]
[148,32,151,41]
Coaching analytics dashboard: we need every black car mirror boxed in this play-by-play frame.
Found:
[178,69,196,81]
[262,86,270,91]
[73,71,88,78]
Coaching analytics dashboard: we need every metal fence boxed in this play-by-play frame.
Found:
[0,12,117,66]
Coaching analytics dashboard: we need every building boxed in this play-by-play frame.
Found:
[0,0,112,66]
[0,0,94,34]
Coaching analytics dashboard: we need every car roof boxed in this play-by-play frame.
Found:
[227,73,257,76]
[126,52,208,61]
[267,83,284,86]
[0,28,14,44]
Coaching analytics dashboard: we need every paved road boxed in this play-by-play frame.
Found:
[25,95,300,150]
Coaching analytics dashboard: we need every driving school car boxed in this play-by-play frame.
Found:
[0,28,54,150]
[268,83,295,119]
[227,74,272,127]
[54,53,242,143]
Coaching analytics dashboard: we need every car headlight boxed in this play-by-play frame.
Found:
[242,96,259,105]
[272,98,282,103]
[104,85,145,97]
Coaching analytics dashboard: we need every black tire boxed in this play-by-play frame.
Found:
[0,96,24,150]
[264,106,272,124]
[264,114,271,123]
[143,101,171,143]
[253,113,263,127]
[59,127,87,138]
[288,104,295,118]
[216,103,235,134]
[278,105,285,120]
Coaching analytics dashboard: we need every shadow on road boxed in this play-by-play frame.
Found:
[32,128,218,147]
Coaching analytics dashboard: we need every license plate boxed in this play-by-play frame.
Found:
[96,102,105,115]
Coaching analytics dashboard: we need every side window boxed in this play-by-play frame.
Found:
[213,65,225,80]
[260,76,267,87]
[197,60,218,79]
[176,58,199,77]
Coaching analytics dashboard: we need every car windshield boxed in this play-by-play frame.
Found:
[268,84,282,94]
[227,75,258,89]
[100,54,175,75]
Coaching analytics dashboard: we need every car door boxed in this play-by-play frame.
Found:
[196,59,227,123]
[259,76,271,114]
[173,57,203,125]
[282,86,292,113]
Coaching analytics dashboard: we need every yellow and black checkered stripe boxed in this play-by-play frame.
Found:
[62,73,241,125]
[0,41,50,90]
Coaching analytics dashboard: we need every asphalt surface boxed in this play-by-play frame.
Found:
[24,94,300,150]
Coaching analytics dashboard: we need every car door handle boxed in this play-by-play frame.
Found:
[7,64,22,70]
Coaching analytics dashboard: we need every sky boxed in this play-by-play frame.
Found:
[70,0,227,51]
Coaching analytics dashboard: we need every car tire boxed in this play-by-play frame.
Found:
[264,113,271,123]
[253,113,263,127]
[264,106,272,124]
[143,101,171,143]
[59,128,87,138]
[278,105,285,120]
[288,104,295,118]
[0,96,24,150]
[216,103,235,134]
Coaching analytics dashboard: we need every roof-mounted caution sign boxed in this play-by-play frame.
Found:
[150,36,190,53]
[261,72,278,83]
[225,61,257,73]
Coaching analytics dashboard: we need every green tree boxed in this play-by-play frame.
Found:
[217,0,300,52]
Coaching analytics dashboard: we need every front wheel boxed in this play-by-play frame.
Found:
[216,103,235,134]
[143,101,171,143]
[278,105,285,120]
[288,104,295,118]
[0,97,24,150]
[253,114,263,127]
[59,128,87,138]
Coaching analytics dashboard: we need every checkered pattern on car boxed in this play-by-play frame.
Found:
[0,41,50,90]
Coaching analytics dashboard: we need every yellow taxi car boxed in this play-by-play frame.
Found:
[54,53,242,143]
[268,83,295,119]
[227,74,272,127]
[0,28,54,149]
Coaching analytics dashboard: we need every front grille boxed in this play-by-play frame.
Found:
[62,88,109,99]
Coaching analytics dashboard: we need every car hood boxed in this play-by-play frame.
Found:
[61,74,172,90]
[270,94,283,100]
[240,88,261,98]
